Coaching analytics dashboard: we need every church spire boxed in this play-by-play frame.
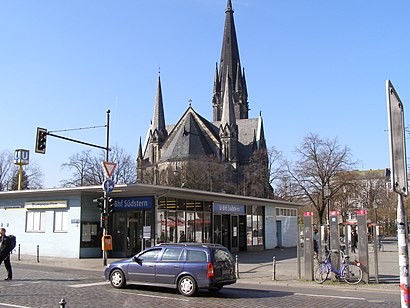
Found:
[150,74,167,144]
[219,0,240,100]
[213,0,249,121]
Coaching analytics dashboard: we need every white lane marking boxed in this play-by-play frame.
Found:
[294,292,366,301]
[68,281,109,288]
[0,303,32,308]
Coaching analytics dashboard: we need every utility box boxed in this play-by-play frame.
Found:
[102,235,113,251]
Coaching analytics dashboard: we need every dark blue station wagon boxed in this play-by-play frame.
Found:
[104,243,237,296]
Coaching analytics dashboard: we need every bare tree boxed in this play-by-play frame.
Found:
[0,149,43,191]
[61,145,136,187]
[284,133,356,224]
[0,150,14,191]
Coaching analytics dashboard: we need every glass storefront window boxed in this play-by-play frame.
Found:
[156,198,212,245]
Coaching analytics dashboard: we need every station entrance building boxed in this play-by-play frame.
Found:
[0,183,303,258]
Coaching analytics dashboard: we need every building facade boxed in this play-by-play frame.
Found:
[0,184,301,258]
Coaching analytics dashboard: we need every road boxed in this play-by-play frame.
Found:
[0,263,400,308]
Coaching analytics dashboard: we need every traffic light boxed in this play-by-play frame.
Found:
[93,196,105,213]
[108,197,115,214]
[35,127,48,154]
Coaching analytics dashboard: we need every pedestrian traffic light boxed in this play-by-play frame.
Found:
[35,127,48,154]
[108,197,115,214]
[93,196,105,213]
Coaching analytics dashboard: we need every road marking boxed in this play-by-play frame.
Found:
[0,303,32,308]
[294,293,366,301]
[68,281,109,288]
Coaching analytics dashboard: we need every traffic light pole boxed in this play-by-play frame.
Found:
[102,110,110,266]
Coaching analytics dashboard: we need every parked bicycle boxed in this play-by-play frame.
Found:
[314,250,363,285]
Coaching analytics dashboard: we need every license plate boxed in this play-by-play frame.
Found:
[221,269,230,275]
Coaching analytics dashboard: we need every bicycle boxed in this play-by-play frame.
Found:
[314,250,363,285]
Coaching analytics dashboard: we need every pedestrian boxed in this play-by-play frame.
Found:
[351,229,358,253]
[0,228,13,280]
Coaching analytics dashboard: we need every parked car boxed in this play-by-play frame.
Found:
[104,243,237,296]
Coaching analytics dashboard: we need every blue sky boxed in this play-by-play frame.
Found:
[1,0,409,188]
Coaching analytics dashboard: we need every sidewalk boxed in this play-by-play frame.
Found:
[9,240,401,292]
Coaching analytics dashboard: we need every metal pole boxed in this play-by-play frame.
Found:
[18,164,23,190]
[374,205,379,284]
[235,255,240,279]
[327,198,330,249]
[102,109,110,267]
[272,256,276,281]
[397,194,409,307]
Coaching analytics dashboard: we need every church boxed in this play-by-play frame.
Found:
[137,0,269,198]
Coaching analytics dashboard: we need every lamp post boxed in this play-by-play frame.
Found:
[324,184,331,249]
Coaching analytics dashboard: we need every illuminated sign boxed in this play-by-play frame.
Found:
[213,203,245,214]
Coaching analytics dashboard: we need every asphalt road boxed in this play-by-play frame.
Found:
[0,263,400,308]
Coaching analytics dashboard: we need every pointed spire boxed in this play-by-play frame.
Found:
[151,74,167,143]
[213,62,219,95]
[220,69,236,128]
[137,137,143,159]
[242,67,248,99]
[256,111,266,150]
[219,0,240,98]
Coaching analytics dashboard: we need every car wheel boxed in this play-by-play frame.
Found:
[178,275,197,297]
[110,269,126,288]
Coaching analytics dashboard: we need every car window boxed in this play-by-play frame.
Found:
[214,249,234,263]
[161,248,183,261]
[139,249,161,261]
[186,249,207,262]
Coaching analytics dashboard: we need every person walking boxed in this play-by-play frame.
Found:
[0,228,13,280]
[351,229,358,253]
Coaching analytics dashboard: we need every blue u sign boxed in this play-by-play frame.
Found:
[14,149,29,165]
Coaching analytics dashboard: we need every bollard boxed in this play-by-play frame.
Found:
[59,298,67,308]
[36,245,39,263]
[272,256,276,281]
[235,255,240,279]
[18,244,21,261]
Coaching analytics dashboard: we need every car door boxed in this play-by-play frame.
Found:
[155,247,184,285]
[128,248,162,283]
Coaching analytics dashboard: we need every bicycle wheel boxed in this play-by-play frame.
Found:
[343,264,363,285]
[314,263,329,284]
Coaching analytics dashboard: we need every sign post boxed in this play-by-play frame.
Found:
[386,80,409,307]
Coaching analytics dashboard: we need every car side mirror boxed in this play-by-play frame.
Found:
[133,256,142,264]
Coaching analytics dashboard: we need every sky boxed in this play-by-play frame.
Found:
[1,0,410,188]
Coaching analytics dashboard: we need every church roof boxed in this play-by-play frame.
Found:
[159,107,220,161]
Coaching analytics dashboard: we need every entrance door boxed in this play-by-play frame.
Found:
[222,214,231,249]
[238,215,247,251]
[127,212,143,256]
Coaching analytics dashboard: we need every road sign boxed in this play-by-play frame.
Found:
[386,80,408,196]
[103,179,115,193]
[102,162,117,178]
[14,149,30,165]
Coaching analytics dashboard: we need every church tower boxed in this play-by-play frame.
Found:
[213,0,249,122]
